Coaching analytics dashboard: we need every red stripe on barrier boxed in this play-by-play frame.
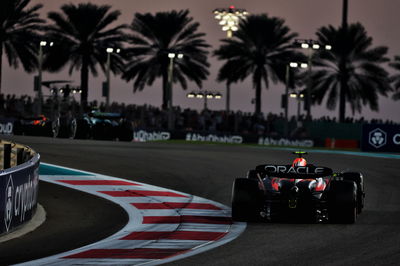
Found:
[57,180,140,186]
[64,248,188,259]
[131,202,221,210]
[121,231,227,241]
[143,215,232,224]
[99,190,188,198]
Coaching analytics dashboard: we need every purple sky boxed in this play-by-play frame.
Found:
[2,0,400,122]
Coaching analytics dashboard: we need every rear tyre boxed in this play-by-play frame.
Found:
[69,118,77,139]
[58,117,76,138]
[341,172,365,214]
[232,178,263,222]
[13,120,23,135]
[328,180,357,224]
[75,119,91,139]
[46,119,60,138]
[118,120,133,141]
[246,169,259,180]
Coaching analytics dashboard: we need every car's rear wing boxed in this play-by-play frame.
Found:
[255,164,333,178]
[90,111,123,119]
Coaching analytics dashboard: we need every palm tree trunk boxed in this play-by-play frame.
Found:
[80,55,89,108]
[339,0,348,123]
[0,43,2,94]
[342,0,348,27]
[255,79,262,114]
[339,78,347,122]
[162,70,168,110]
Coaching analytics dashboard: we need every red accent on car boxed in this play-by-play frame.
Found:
[271,178,280,191]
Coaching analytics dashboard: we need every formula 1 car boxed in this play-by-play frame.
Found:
[74,111,133,141]
[13,115,60,137]
[232,151,365,223]
[13,114,77,138]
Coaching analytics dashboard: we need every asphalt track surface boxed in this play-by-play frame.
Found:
[1,136,400,266]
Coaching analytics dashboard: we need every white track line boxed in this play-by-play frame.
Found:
[17,163,245,266]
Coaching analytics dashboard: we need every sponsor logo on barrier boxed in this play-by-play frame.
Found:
[133,130,170,142]
[0,122,13,135]
[258,137,314,147]
[362,125,400,152]
[185,133,243,144]
[4,176,14,232]
[368,128,387,148]
[393,134,400,145]
[11,172,39,226]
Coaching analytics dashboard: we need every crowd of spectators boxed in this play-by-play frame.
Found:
[0,94,398,135]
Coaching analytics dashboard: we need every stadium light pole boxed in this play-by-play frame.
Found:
[284,62,308,137]
[290,92,305,122]
[167,52,184,130]
[105,47,121,110]
[293,39,332,120]
[213,6,248,113]
[37,41,53,115]
[187,90,222,111]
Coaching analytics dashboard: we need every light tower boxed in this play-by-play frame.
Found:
[213,6,248,112]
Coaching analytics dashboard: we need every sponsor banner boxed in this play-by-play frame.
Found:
[0,119,14,135]
[257,136,314,147]
[185,132,243,144]
[132,129,320,147]
[0,158,40,235]
[133,130,171,142]
[361,124,400,152]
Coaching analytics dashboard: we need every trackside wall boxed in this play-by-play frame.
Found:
[0,142,40,236]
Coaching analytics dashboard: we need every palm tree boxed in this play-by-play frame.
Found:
[44,3,127,106]
[311,23,391,122]
[389,56,400,100]
[214,14,298,114]
[0,0,44,93]
[122,10,210,109]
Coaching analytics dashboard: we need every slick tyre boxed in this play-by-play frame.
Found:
[246,170,259,180]
[13,120,23,135]
[46,119,60,138]
[341,172,365,213]
[328,180,358,224]
[69,118,77,139]
[57,117,76,138]
[232,178,262,222]
[75,119,91,139]
[118,120,133,141]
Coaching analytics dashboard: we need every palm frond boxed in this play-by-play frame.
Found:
[311,23,391,117]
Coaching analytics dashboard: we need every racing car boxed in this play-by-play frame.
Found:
[232,151,365,223]
[13,114,77,139]
[13,115,60,137]
[74,111,133,141]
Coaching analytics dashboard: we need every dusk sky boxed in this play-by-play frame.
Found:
[2,0,400,122]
